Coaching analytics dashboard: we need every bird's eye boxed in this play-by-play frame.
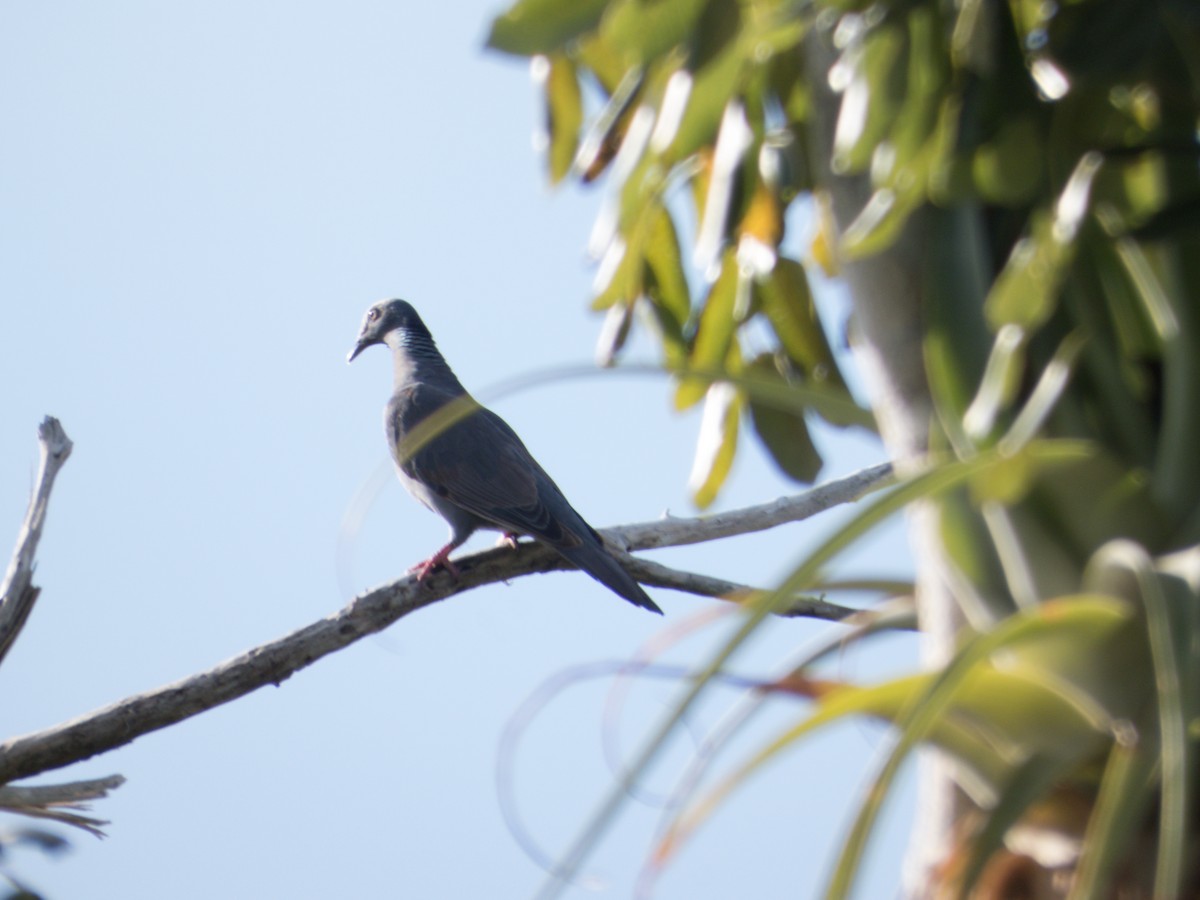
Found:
[367,308,379,321]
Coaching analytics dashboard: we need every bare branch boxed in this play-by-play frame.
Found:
[609,462,894,552]
[0,461,892,785]
[620,556,859,620]
[0,417,73,668]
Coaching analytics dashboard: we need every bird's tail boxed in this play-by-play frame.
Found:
[555,540,662,614]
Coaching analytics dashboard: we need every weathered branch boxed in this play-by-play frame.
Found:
[0,460,892,785]
[620,555,858,619]
[0,417,72,668]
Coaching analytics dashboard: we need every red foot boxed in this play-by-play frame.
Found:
[409,543,461,582]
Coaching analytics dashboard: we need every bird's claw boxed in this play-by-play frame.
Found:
[496,532,520,550]
[409,551,461,583]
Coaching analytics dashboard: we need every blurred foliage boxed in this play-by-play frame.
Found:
[489,0,1200,895]
[0,826,66,900]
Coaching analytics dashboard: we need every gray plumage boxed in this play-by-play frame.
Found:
[348,298,661,614]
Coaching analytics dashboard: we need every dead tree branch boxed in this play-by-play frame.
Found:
[0,450,891,786]
[0,417,73,667]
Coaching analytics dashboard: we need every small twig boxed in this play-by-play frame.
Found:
[609,462,894,552]
[0,775,125,838]
[620,556,858,620]
[0,417,73,668]
[0,461,893,785]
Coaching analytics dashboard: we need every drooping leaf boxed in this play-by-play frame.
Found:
[746,355,823,483]
[985,152,1104,331]
[675,248,740,410]
[641,203,692,326]
[688,380,742,508]
[486,0,611,56]
[665,1,744,161]
[756,257,840,381]
[540,54,583,184]
[599,0,710,66]
[574,66,645,182]
[830,19,905,175]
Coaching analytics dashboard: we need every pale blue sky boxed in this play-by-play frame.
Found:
[0,2,915,897]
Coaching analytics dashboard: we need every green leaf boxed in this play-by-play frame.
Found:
[746,356,823,484]
[757,258,839,379]
[1069,739,1156,900]
[830,21,905,175]
[663,4,744,161]
[825,595,1134,898]
[688,381,741,508]
[884,5,945,175]
[599,0,710,65]
[675,248,740,410]
[641,204,692,327]
[537,441,1093,895]
[839,184,922,260]
[590,234,642,310]
[971,117,1044,206]
[574,65,645,182]
[542,54,583,184]
[985,152,1103,331]
[486,0,611,56]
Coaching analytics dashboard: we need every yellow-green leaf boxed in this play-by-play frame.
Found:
[746,356,823,483]
[757,257,840,379]
[675,248,740,410]
[688,381,742,508]
[599,0,709,65]
[642,204,692,326]
[486,0,611,56]
[542,54,583,184]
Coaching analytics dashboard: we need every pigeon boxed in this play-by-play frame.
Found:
[348,299,661,614]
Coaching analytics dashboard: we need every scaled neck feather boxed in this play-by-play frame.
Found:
[385,327,465,393]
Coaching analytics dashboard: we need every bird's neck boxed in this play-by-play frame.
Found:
[385,329,465,392]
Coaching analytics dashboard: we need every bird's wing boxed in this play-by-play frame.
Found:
[397,391,584,547]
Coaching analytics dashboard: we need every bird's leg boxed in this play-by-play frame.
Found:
[496,531,520,550]
[410,541,462,582]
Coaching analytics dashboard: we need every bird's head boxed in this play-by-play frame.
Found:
[347,299,430,363]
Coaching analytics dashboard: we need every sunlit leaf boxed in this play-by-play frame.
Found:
[599,0,709,65]
[539,54,583,184]
[661,596,1136,877]
[695,101,754,274]
[825,595,1134,898]
[688,380,742,508]
[884,5,945,175]
[809,191,840,276]
[737,179,782,248]
[831,21,905,175]
[962,324,1026,444]
[574,30,631,93]
[839,185,919,259]
[985,152,1103,331]
[486,0,611,56]
[574,66,644,182]
[675,248,740,410]
[642,204,692,326]
[666,4,744,160]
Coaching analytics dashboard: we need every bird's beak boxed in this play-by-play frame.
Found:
[347,337,372,363]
